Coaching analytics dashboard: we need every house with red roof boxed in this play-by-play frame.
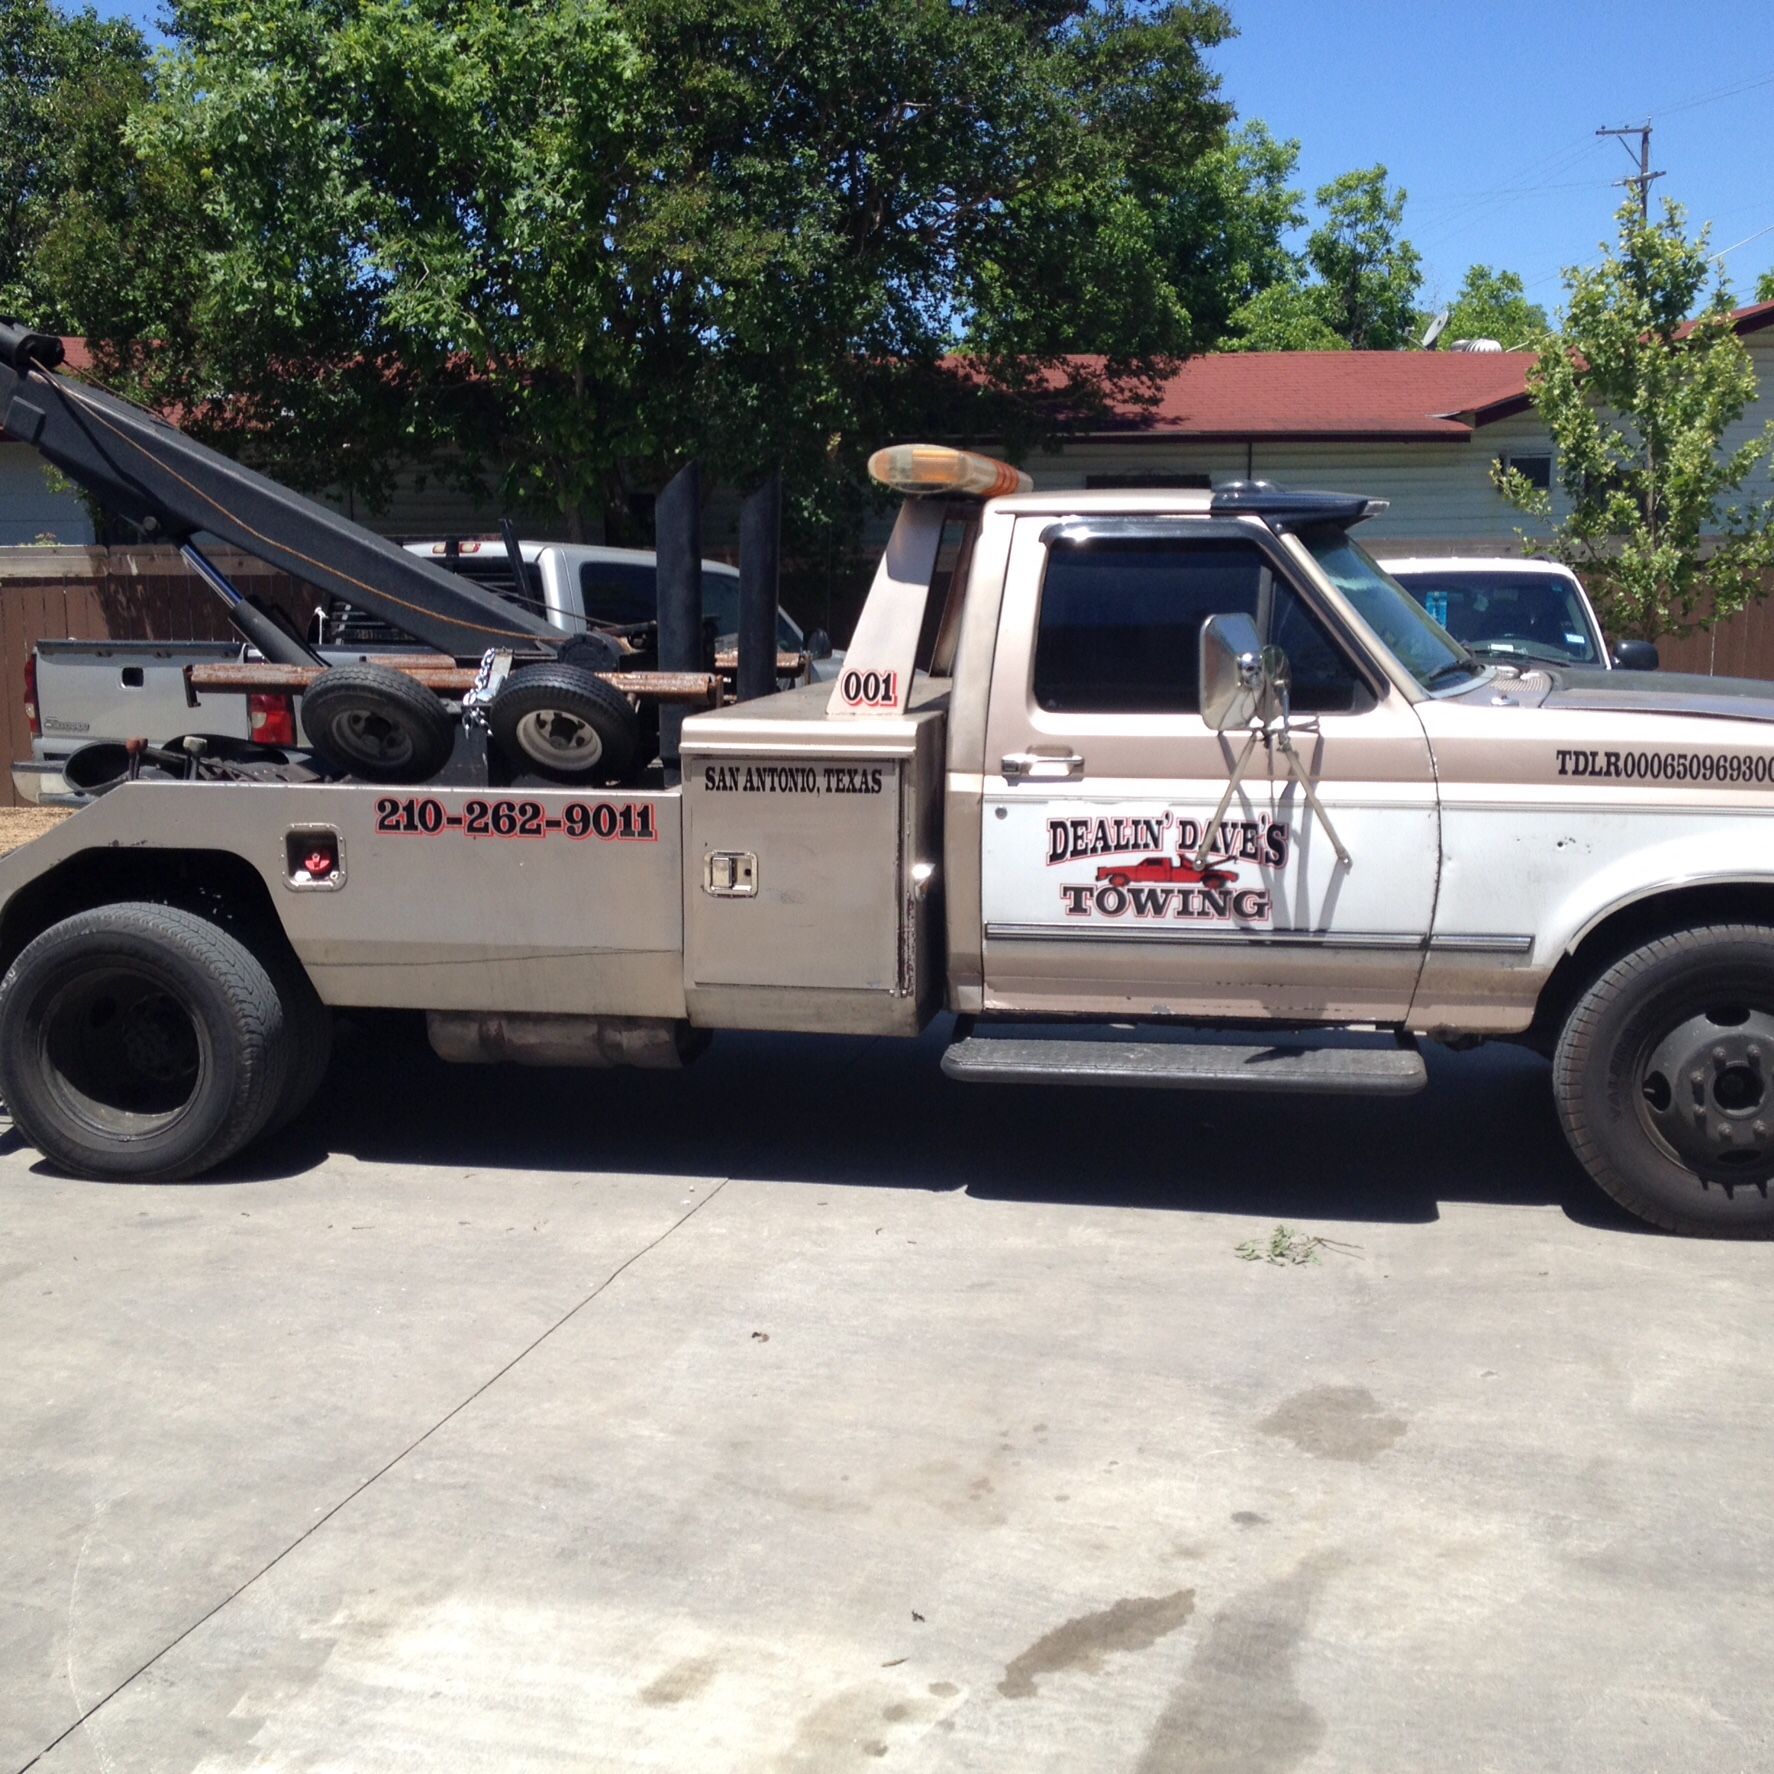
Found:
[1004,300,1774,553]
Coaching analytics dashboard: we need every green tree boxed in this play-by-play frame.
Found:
[1757,267,1774,303]
[1223,162,1420,351]
[1156,121,1308,350]
[1439,264,1549,349]
[0,0,152,329]
[1494,200,1774,641]
[1303,165,1421,349]
[62,0,1251,542]
[1225,282,1345,351]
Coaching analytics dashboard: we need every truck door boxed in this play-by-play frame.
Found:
[978,516,1440,1022]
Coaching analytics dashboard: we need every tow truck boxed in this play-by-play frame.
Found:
[6,322,1774,1238]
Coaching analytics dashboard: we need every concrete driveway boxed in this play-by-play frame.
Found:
[3,1018,1770,1773]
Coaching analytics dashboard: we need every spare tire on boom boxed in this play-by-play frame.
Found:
[486,662,640,785]
[301,663,454,784]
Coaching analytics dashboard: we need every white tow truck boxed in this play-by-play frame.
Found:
[6,326,1774,1238]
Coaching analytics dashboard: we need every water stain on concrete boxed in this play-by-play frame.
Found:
[640,1654,719,1706]
[1136,1552,1347,1774]
[775,1685,916,1770]
[997,1589,1196,1699]
[928,1681,959,1698]
[1258,1386,1406,1463]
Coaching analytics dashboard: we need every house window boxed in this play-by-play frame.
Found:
[1498,452,1553,493]
[1083,473,1212,490]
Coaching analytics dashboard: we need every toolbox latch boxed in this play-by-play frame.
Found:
[702,851,758,897]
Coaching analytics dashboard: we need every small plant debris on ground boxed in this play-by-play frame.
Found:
[1235,1224,1362,1265]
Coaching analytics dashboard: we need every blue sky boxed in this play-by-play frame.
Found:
[95,0,1774,319]
[1212,0,1774,314]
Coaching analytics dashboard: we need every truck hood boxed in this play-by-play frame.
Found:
[1501,667,1774,727]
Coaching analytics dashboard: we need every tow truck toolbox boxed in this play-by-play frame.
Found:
[7,321,1774,1239]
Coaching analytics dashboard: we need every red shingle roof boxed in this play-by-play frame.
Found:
[1078,300,1774,443]
[1078,349,1540,442]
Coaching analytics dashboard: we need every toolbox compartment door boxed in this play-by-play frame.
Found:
[681,682,945,1034]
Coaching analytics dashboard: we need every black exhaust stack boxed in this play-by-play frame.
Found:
[737,472,781,704]
[654,460,701,782]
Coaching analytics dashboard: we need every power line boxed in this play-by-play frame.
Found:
[1648,68,1774,120]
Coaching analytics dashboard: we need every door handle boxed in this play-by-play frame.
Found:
[1000,751,1085,781]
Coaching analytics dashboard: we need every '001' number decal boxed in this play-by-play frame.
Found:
[375,796,658,842]
[840,667,898,708]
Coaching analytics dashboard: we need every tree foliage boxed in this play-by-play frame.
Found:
[47,0,1265,541]
[1223,282,1343,351]
[0,0,152,329]
[1495,201,1774,641]
[1439,264,1548,350]
[1225,163,1420,351]
[1302,166,1421,350]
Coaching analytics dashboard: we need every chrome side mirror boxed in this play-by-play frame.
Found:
[1199,612,1261,730]
[1198,613,1292,731]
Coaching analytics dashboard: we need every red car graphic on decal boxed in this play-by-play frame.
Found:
[1094,856,1237,889]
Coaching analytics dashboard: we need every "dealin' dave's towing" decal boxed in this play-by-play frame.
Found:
[1046,812,1291,923]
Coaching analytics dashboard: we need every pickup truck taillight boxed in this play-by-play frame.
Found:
[23,653,40,740]
[248,692,297,748]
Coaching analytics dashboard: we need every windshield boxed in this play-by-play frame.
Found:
[1296,525,1481,692]
[1387,569,1599,667]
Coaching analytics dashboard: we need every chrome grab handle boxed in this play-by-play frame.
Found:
[1000,751,1085,782]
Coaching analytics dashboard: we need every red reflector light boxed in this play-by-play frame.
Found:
[248,692,297,748]
[23,652,40,740]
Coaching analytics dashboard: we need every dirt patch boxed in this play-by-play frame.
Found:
[0,806,71,853]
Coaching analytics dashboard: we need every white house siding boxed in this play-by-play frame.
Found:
[1011,419,1567,554]
[1718,331,1774,500]
[0,444,92,545]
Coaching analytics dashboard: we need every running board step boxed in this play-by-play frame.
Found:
[941,1026,1426,1096]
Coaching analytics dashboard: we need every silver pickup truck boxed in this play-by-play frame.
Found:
[16,542,828,803]
[6,428,1774,1240]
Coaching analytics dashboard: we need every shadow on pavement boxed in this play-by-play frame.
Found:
[169,1011,1639,1234]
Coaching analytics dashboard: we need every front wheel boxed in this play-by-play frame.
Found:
[1554,923,1774,1236]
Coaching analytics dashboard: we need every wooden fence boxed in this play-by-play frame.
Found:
[2,544,1773,808]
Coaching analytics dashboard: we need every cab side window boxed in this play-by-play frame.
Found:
[1032,538,1363,715]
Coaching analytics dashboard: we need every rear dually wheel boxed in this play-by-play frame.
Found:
[0,903,290,1180]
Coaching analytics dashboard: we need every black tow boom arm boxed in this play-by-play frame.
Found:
[0,324,564,663]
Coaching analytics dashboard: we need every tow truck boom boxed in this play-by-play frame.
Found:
[0,323,564,663]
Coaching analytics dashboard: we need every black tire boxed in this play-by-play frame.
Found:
[558,631,625,674]
[1554,923,1774,1236]
[0,903,290,1181]
[301,664,454,784]
[486,662,639,784]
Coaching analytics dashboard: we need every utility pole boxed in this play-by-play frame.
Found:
[1596,122,1663,222]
